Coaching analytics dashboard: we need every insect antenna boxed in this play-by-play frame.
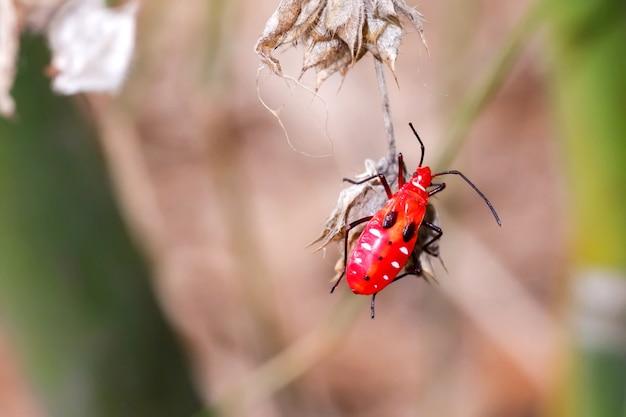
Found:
[432,170,502,226]
[408,123,425,167]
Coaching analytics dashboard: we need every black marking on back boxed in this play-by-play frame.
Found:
[403,222,417,242]
[383,211,398,229]
[364,275,370,281]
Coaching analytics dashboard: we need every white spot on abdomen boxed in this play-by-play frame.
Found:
[399,246,409,255]
[355,258,362,264]
[369,228,382,238]
[383,275,389,280]
[361,242,373,251]
[391,261,401,269]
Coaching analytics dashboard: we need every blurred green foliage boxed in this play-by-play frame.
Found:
[0,36,200,416]
[550,0,626,268]
[549,0,626,417]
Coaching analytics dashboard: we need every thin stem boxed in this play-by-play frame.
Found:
[374,59,396,165]
[435,0,547,170]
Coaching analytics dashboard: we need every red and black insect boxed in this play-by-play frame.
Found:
[331,123,501,318]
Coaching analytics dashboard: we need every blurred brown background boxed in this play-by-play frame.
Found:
[0,0,624,417]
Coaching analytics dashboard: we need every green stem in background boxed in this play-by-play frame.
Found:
[547,0,626,416]
[205,0,234,90]
[0,35,200,417]
[435,0,547,170]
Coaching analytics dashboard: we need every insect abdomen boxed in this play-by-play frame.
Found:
[346,195,425,294]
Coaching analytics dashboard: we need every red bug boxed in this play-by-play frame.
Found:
[331,123,501,318]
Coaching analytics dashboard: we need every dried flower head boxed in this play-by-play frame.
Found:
[255,0,425,88]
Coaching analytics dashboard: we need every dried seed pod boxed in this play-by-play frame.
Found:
[255,0,425,89]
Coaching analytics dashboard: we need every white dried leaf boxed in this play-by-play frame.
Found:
[46,0,138,95]
[256,0,424,88]
[0,0,19,117]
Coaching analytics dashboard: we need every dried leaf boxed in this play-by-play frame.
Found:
[0,0,19,117]
[310,157,395,250]
[255,0,303,74]
[376,22,402,72]
[394,0,426,47]
[46,0,138,95]
[283,0,324,44]
[256,0,424,88]
[302,38,346,72]
[324,0,364,57]
[373,0,395,18]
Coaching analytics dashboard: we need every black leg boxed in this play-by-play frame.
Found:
[432,170,501,226]
[428,182,446,196]
[370,293,377,319]
[421,221,443,256]
[392,253,423,282]
[330,215,373,293]
[398,153,408,186]
[343,173,393,199]
[390,253,439,286]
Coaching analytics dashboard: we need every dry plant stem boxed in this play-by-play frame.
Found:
[435,0,547,170]
[374,59,397,165]
[211,292,366,417]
